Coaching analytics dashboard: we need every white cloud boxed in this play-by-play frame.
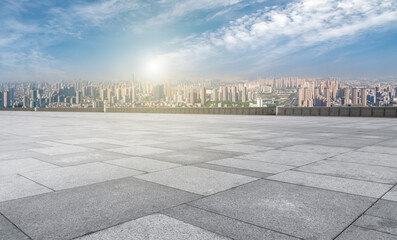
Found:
[159,0,397,77]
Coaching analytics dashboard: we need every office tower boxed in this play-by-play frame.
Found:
[154,85,164,100]
[76,91,81,104]
[342,87,350,105]
[200,87,206,106]
[211,88,218,101]
[361,88,367,106]
[324,88,330,102]
[314,87,320,98]
[190,90,197,104]
[298,88,304,107]
[352,88,358,105]
[241,87,247,103]
[3,91,9,108]
[231,86,238,102]
[23,96,30,108]
[222,87,228,101]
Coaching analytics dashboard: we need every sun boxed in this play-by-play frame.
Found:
[145,58,163,76]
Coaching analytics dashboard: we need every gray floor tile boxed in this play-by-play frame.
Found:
[336,226,397,240]
[281,144,354,157]
[191,180,375,240]
[163,204,299,240]
[107,146,173,156]
[194,138,251,144]
[330,151,397,168]
[383,186,397,202]
[208,158,293,174]
[0,158,58,176]
[236,150,326,167]
[0,214,29,240]
[106,157,181,172]
[79,142,124,149]
[34,150,130,166]
[0,177,200,240]
[193,163,273,178]
[296,160,397,184]
[268,170,392,198]
[206,144,273,154]
[77,214,230,240]
[366,200,397,222]
[358,146,397,155]
[21,162,143,190]
[150,141,214,151]
[0,175,52,202]
[146,149,240,164]
[354,215,397,236]
[136,166,257,195]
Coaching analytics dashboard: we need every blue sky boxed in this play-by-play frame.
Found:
[1,0,397,82]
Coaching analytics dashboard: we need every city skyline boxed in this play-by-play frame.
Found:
[1,0,397,82]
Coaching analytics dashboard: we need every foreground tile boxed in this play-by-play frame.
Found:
[136,166,257,195]
[193,163,272,178]
[268,170,392,198]
[354,215,397,236]
[107,146,172,156]
[366,200,397,222]
[383,186,397,202]
[163,204,299,240]
[208,158,293,174]
[281,144,353,157]
[21,162,143,190]
[151,141,214,151]
[30,145,92,156]
[358,146,397,155]
[191,180,374,239]
[330,151,397,168]
[0,214,29,240]
[146,149,239,164]
[77,214,229,240]
[296,160,397,184]
[0,177,200,240]
[194,138,250,144]
[0,158,58,176]
[206,144,273,154]
[336,226,397,240]
[79,142,124,150]
[236,150,326,167]
[0,175,52,202]
[34,151,130,166]
[106,157,181,172]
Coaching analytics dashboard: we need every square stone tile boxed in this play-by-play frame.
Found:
[146,149,239,164]
[163,205,299,240]
[107,146,172,156]
[77,214,229,240]
[21,162,143,190]
[136,166,257,195]
[190,133,231,138]
[354,215,397,236]
[330,151,397,168]
[236,150,326,167]
[281,144,353,157]
[151,141,214,151]
[0,158,58,176]
[0,214,29,240]
[193,163,273,178]
[358,146,397,155]
[30,145,92,156]
[0,150,39,161]
[296,160,397,184]
[383,186,397,202]
[315,137,384,148]
[194,138,251,144]
[366,200,397,222]
[106,157,181,172]
[336,226,397,240]
[268,171,393,198]
[206,144,273,154]
[79,142,124,150]
[191,180,374,240]
[208,158,293,174]
[0,177,199,240]
[0,175,52,202]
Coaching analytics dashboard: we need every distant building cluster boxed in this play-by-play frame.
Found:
[298,79,397,107]
[0,77,396,109]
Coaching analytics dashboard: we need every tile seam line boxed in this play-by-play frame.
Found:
[0,211,33,240]
[332,181,397,240]
[17,173,56,191]
[351,224,397,237]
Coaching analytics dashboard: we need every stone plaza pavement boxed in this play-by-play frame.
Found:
[1,111,397,240]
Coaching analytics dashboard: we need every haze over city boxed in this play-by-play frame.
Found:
[1,0,397,82]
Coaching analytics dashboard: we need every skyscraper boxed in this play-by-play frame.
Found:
[361,88,367,106]
[200,87,206,106]
[352,88,358,105]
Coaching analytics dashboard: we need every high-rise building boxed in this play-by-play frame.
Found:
[241,87,247,103]
[3,91,9,108]
[352,88,358,105]
[200,87,206,106]
[342,87,350,105]
[361,88,367,106]
[222,87,228,101]
[190,90,197,104]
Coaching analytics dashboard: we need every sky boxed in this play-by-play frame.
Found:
[1,0,397,82]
